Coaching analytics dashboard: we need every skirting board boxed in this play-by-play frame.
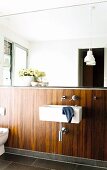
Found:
[5,147,107,168]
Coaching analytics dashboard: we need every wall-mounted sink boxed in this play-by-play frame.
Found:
[39,105,82,123]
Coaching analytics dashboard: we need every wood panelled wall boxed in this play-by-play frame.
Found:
[0,87,107,161]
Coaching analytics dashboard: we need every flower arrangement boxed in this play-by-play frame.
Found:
[19,68,46,82]
[19,68,34,76]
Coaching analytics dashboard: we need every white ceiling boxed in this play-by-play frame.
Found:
[0,0,104,15]
[0,0,107,41]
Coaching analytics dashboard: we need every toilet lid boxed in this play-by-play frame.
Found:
[0,128,9,135]
[0,131,4,136]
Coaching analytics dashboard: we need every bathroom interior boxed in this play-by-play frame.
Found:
[0,0,107,170]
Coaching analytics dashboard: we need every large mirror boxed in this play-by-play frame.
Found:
[0,1,107,87]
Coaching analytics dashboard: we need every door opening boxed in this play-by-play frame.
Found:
[79,48,104,87]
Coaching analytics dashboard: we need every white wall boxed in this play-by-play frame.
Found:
[0,23,29,48]
[104,49,107,87]
[29,40,78,86]
[29,37,107,86]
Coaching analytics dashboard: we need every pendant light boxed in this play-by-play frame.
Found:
[84,5,96,66]
[84,48,96,65]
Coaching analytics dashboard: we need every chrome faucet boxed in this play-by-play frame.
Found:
[59,127,69,141]
[69,95,80,101]
[61,96,67,101]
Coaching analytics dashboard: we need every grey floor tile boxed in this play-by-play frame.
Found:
[0,159,12,170]
[76,164,107,170]
[0,153,36,165]
[32,159,77,170]
[0,153,106,170]
[4,162,49,170]
[101,161,107,168]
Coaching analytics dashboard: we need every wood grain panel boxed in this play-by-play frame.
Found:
[91,90,105,160]
[0,87,107,161]
[103,90,107,160]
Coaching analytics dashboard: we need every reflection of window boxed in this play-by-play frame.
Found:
[3,40,12,85]
[4,40,12,55]
[2,40,28,86]
[12,43,28,86]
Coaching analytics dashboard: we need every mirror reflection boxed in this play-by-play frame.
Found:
[0,1,107,87]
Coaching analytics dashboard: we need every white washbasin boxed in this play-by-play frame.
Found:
[39,105,82,123]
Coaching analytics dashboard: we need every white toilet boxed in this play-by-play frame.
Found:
[0,128,9,155]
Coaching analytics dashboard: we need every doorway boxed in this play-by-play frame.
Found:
[79,48,104,87]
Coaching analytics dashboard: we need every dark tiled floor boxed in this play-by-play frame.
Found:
[32,159,77,170]
[0,153,106,170]
[0,159,12,170]
[0,153,35,165]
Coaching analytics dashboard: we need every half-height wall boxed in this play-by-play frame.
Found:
[0,87,107,161]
